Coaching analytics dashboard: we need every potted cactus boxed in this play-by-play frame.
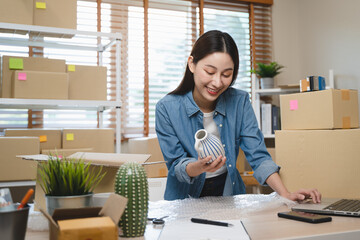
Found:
[115,162,149,239]
[37,154,106,215]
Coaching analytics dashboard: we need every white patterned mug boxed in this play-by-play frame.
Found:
[194,129,225,164]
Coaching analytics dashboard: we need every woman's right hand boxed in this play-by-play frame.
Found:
[186,156,226,177]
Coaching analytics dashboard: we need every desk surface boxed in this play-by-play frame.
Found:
[25,194,360,240]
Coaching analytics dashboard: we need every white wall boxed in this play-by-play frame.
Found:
[273,0,360,91]
[272,0,360,121]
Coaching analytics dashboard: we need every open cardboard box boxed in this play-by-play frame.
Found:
[18,152,166,210]
[40,193,127,240]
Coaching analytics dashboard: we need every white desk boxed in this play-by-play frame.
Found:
[26,193,360,240]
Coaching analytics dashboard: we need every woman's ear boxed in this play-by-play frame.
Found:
[188,56,195,73]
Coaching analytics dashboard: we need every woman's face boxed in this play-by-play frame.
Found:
[189,52,234,112]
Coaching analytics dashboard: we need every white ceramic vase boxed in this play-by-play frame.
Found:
[194,129,225,163]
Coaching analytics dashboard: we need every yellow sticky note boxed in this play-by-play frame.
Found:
[66,133,74,141]
[39,135,47,143]
[36,2,46,9]
[67,65,76,72]
[9,58,24,70]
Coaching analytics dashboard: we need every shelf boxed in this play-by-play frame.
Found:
[0,98,121,111]
[0,23,122,52]
[263,134,275,138]
[254,88,299,95]
[0,180,36,188]
[0,23,123,152]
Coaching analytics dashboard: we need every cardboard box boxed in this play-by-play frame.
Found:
[62,128,115,153]
[13,70,69,99]
[267,147,276,163]
[1,56,66,98]
[19,152,151,211]
[128,137,168,178]
[0,0,33,25]
[40,193,127,240]
[5,128,62,150]
[280,89,359,130]
[42,148,93,157]
[0,137,40,181]
[236,148,246,173]
[67,65,107,101]
[275,129,360,198]
[236,147,275,173]
[33,0,77,30]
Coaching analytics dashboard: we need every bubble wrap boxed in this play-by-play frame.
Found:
[27,192,296,231]
[148,192,296,223]
[27,204,49,231]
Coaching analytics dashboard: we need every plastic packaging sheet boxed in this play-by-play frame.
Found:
[148,192,296,223]
[27,192,296,231]
[27,204,49,231]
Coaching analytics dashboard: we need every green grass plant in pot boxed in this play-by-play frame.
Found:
[38,154,106,216]
[250,61,284,89]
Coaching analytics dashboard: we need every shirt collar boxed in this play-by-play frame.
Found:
[184,90,226,117]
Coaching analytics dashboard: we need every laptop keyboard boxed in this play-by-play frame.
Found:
[324,199,360,212]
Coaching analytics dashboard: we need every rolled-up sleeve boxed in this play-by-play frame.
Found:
[253,160,280,185]
[174,158,198,184]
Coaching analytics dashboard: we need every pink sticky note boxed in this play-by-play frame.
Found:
[290,100,298,110]
[18,72,27,80]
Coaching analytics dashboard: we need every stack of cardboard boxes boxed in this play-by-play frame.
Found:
[0,128,115,182]
[1,56,108,101]
[0,0,77,29]
[276,89,360,198]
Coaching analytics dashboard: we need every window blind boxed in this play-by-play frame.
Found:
[0,33,29,129]
[251,4,272,66]
[147,0,199,134]
[203,0,251,92]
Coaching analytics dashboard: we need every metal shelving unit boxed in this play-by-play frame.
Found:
[0,22,122,152]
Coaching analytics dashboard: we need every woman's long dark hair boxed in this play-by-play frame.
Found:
[169,30,239,95]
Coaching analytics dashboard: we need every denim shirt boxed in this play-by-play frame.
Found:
[155,87,280,200]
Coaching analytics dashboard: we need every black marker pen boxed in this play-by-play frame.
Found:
[191,218,234,227]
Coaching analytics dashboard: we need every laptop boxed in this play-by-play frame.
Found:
[292,198,360,217]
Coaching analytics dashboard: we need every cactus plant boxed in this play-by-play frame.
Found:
[115,162,149,238]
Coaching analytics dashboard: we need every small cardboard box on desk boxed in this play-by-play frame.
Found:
[40,193,127,240]
[18,152,165,211]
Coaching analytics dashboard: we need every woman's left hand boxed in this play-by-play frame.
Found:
[284,189,322,203]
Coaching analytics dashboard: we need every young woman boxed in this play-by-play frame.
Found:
[155,30,321,202]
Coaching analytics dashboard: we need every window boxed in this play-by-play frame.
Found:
[0,0,272,138]
[203,1,251,93]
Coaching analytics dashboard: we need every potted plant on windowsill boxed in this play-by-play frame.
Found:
[37,154,106,216]
[251,61,284,89]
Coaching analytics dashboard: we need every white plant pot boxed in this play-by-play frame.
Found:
[260,77,274,89]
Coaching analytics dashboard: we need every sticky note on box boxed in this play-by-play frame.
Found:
[9,58,24,70]
[36,2,46,9]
